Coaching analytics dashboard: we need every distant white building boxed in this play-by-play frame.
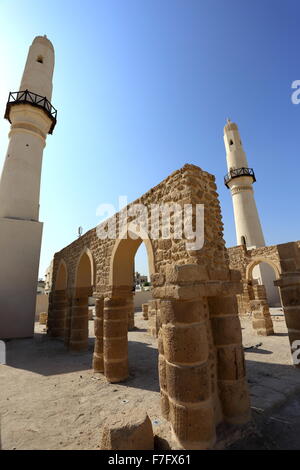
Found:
[134,272,148,288]
[37,279,45,295]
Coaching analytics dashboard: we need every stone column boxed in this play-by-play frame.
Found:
[208,294,251,425]
[69,287,89,352]
[237,280,254,316]
[93,296,104,372]
[64,293,73,347]
[159,298,216,450]
[103,288,132,382]
[250,284,274,336]
[142,303,149,320]
[127,293,135,330]
[148,300,161,338]
[48,289,67,338]
[46,291,54,335]
[275,273,300,367]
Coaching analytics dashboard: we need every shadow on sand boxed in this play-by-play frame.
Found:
[4,330,159,393]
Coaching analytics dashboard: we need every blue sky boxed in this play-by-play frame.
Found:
[0,0,299,278]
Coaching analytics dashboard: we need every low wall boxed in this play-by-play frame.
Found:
[133,291,152,310]
[35,294,49,320]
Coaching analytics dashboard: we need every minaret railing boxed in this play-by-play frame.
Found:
[224,167,256,188]
[4,90,57,134]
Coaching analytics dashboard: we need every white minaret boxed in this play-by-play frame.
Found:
[224,119,265,248]
[0,36,56,338]
[224,119,281,306]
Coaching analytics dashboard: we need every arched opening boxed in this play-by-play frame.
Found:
[49,260,68,338]
[68,249,94,352]
[75,252,93,290]
[241,236,246,246]
[247,259,281,308]
[55,261,67,291]
[133,243,152,318]
[110,232,154,330]
[103,231,156,383]
[110,232,154,288]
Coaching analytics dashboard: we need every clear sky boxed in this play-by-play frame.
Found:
[0,0,299,278]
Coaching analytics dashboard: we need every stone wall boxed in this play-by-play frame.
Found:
[227,241,300,314]
[35,293,49,320]
[48,164,250,449]
[228,242,300,365]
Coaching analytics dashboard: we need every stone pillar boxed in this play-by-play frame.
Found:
[127,294,135,330]
[159,298,216,450]
[148,300,161,338]
[142,303,149,320]
[48,289,67,338]
[237,280,254,316]
[250,284,274,336]
[69,287,89,352]
[275,273,300,367]
[47,291,54,334]
[103,289,131,382]
[64,293,73,347]
[208,294,251,425]
[93,296,104,372]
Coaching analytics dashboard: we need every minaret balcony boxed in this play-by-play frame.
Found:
[224,167,256,188]
[4,90,57,134]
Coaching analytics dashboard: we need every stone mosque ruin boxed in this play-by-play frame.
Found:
[1,36,300,450]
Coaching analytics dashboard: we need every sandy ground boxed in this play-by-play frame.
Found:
[1,310,300,450]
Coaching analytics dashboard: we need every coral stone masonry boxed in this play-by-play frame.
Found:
[48,164,251,449]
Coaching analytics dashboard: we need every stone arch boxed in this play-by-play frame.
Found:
[48,258,68,338]
[67,248,95,351]
[246,257,282,309]
[54,259,68,290]
[49,164,252,448]
[74,247,95,291]
[97,228,156,383]
[246,257,281,281]
[109,227,155,288]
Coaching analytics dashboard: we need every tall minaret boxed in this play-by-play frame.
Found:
[223,119,265,249]
[0,36,56,338]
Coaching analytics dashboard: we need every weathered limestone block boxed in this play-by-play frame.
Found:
[39,312,48,325]
[103,295,130,382]
[48,289,67,338]
[169,399,215,449]
[100,410,154,450]
[147,300,161,337]
[250,285,274,336]
[142,303,149,320]
[93,296,104,372]
[64,294,73,347]
[275,273,300,367]
[159,296,216,449]
[208,294,251,425]
[69,287,90,352]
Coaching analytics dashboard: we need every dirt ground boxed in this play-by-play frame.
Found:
[1,310,300,450]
